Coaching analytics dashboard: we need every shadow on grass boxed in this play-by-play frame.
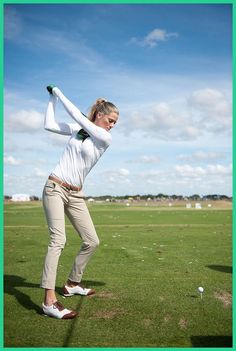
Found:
[4,274,106,317]
[82,280,106,286]
[206,265,232,274]
[189,295,198,299]
[63,297,85,347]
[191,335,232,347]
[4,274,42,314]
[60,280,106,347]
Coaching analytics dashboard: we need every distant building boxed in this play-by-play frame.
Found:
[12,194,30,202]
[87,198,95,203]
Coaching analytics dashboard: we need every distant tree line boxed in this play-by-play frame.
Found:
[4,195,40,201]
[84,194,232,201]
[4,193,232,202]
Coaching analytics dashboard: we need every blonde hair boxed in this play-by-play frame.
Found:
[88,98,119,122]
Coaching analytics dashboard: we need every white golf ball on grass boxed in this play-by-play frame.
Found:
[198,286,204,299]
[198,287,204,293]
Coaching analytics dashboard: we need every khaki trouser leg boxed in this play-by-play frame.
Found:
[65,193,99,283]
[41,179,99,289]
[41,180,67,289]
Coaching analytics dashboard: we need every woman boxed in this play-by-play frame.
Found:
[41,85,119,319]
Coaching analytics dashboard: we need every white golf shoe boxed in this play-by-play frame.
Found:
[63,284,95,297]
[42,301,77,319]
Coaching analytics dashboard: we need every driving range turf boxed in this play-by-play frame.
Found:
[4,201,232,347]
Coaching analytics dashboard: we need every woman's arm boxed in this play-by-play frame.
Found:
[44,95,79,135]
[52,87,112,147]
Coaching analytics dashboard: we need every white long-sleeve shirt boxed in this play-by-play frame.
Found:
[44,88,112,188]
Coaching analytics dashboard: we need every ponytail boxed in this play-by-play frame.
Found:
[88,98,119,122]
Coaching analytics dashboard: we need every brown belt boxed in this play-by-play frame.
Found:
[48,175,81,191]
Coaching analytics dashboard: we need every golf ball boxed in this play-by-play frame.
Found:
[198,287,204,293]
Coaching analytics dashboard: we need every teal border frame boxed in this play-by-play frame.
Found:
[0,0,234,350]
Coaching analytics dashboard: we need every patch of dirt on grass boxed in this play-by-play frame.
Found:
[92,308,125,319]
[142,318,152,327]
[179,318,188,329]
[214,291,232,308]
[96,291,117,299]
[164,315,171,323]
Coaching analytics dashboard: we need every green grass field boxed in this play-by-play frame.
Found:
[4,201,232,348]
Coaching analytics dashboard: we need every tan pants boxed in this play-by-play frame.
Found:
[41,179,99,290]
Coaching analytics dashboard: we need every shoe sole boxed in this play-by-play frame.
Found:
[63,289,95,297]
[63,293,74,297]
[62,311,78,319]
[43,311,78,319]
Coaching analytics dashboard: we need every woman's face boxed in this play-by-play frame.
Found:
[94,111,119,131]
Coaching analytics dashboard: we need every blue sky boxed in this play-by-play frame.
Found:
[4,4,232,197]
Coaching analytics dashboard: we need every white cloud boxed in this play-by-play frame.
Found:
[170,163,232,195]
[130,28,178,48]
[120,102,198,141]
[174,164,206,177]
[174,163,232,178]
[32,29,103,67]
[188,88,232,131]
[189,88,224,107]
[4,90,46,118]
[118,168,130,176]
[5,109,43,133]
[114,162,232,196]
[4,155,22,165]
[119,87,231,141]
[139,169,162,179]
[206,163,232,176]
[177,151,225,162]
[98,168,131,188]
[129,155,160,164]
[4,172,46,196]
[34,167,48,178]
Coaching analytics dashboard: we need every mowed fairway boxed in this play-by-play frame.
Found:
[4,201,232,347]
